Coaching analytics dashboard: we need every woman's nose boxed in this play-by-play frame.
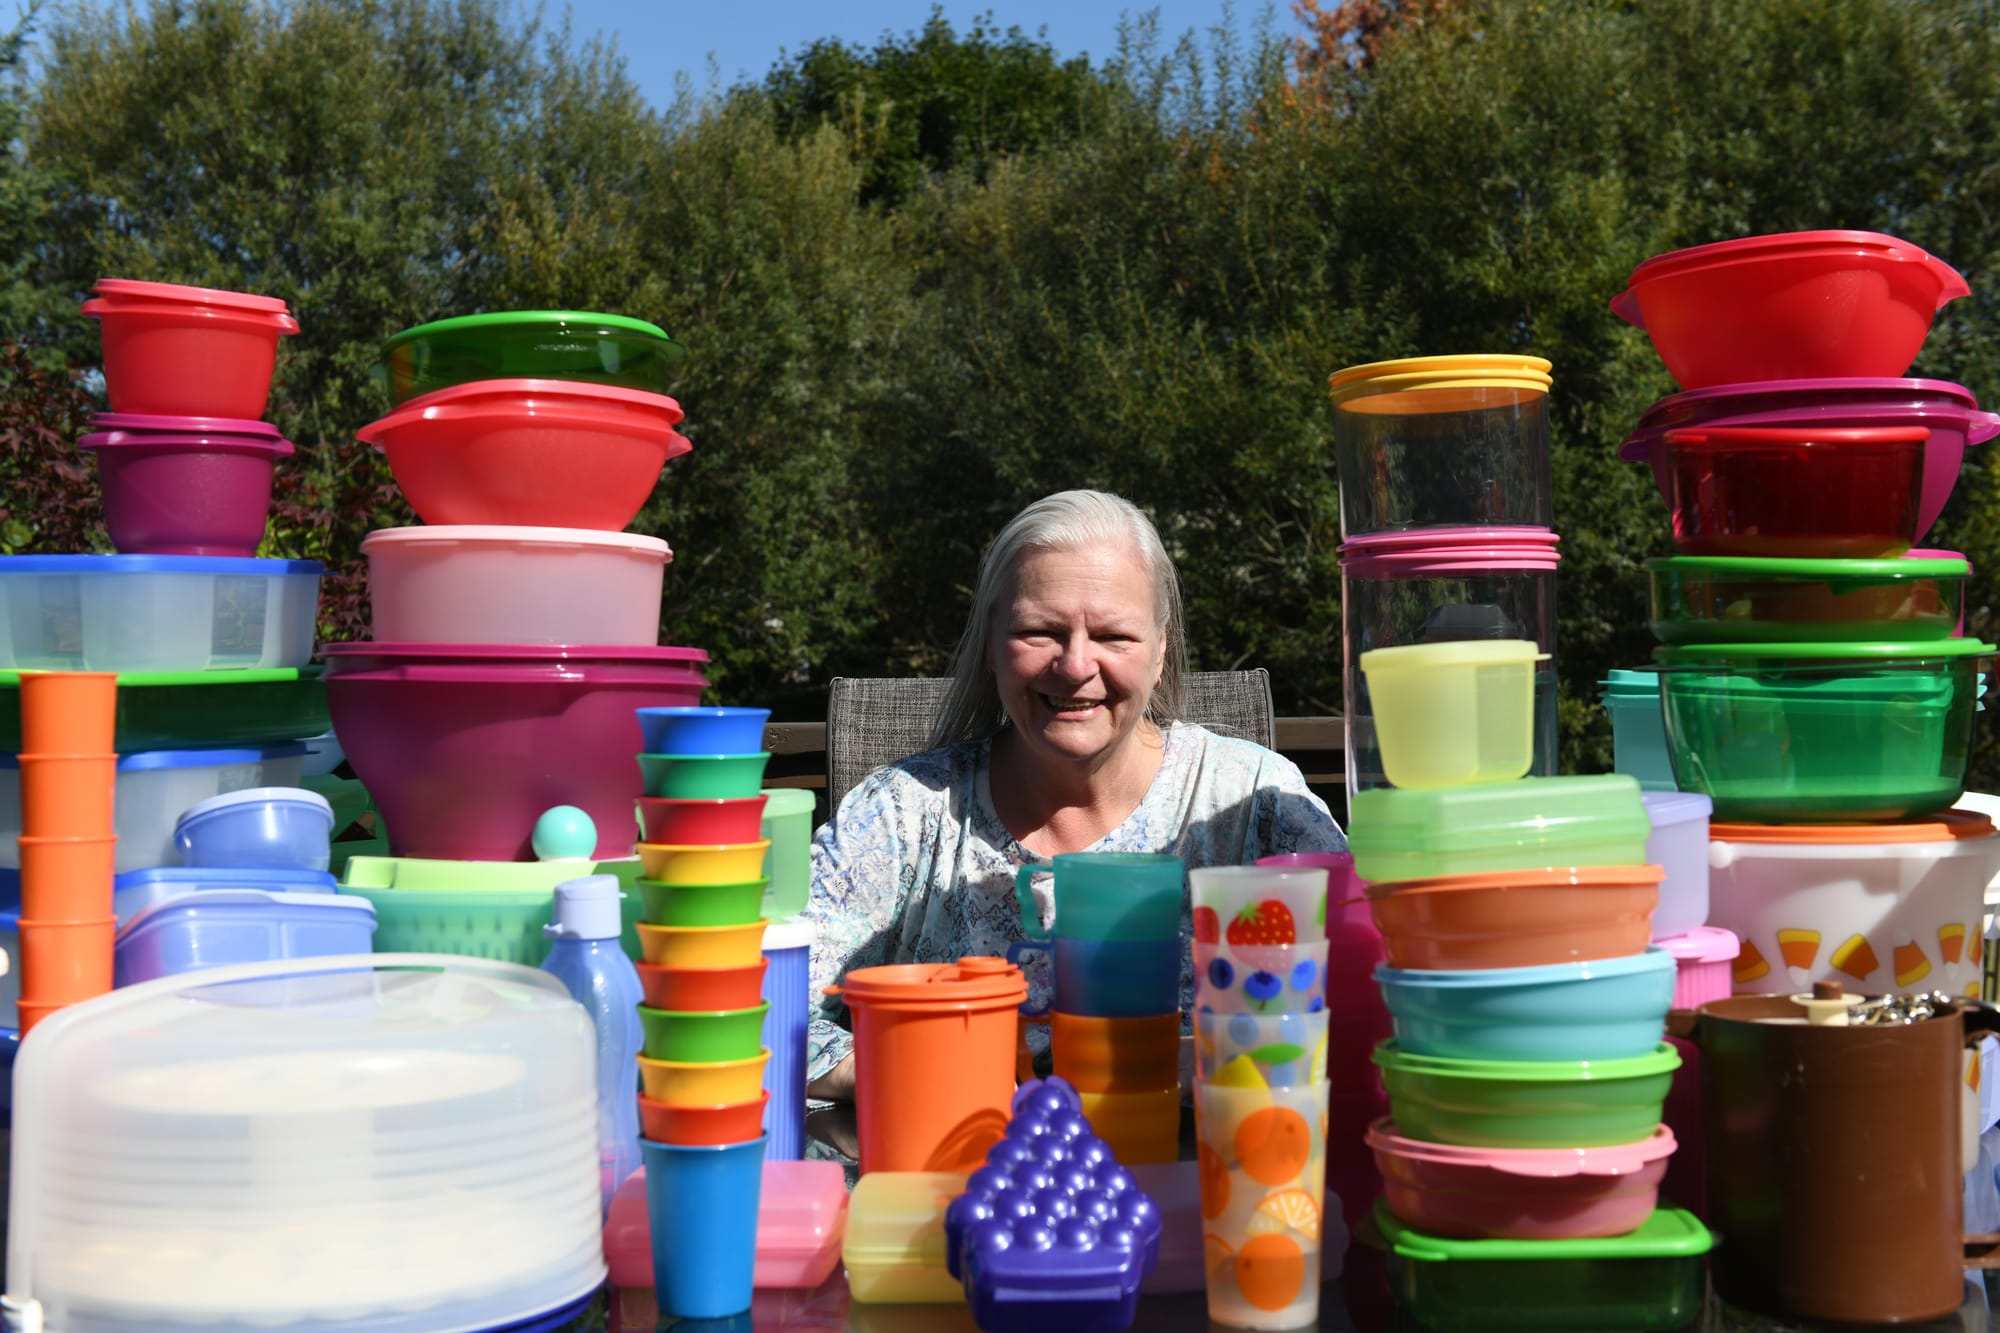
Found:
[1055,633,1097,679]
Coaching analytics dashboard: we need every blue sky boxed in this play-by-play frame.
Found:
[541,2,1284,108]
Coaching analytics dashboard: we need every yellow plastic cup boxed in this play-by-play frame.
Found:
[636,839,772,884]
[1359,640,1547,789]
[635,919,768,968]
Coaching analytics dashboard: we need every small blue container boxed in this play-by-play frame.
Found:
[1376,949,1677,1063]
[760,921,812,1161]
[173,786,337,871]
[111,864,338,924]
[642,1135,766,1318]
[635,707,771,757]
[113,889,376,986]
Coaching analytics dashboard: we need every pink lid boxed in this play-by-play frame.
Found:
[604,1159,849,1289]
[1656,926,1740,966]
[1341,540,1562,577]
[1366,1119,1677,1178]
[88,412,284,440]
[1339,525,1557,553]
[321,640,706,664]
[89,278,292,315]
[81,412,294,457]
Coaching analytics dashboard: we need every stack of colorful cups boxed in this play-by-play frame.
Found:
[14,672,120,1032]
[630,705,771,1319]
[1009,852,1184,1165]
[1190,864,1332,1330]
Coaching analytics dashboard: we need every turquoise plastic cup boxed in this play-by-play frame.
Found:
[642,1135,766,1318]
[1013,851,1184,942]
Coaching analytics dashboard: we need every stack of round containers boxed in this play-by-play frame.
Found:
[1346,642,1704,1327]
[1606,231,2000,1007]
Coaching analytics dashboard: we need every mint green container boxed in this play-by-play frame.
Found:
[1656,639,1993,822]
[1373,1040,1680,1148]
[759,787,817,921]
[637,752,772,799]
[340,862,647,963]
[1378,1202,1712,1332]
[1347,776,1650,884]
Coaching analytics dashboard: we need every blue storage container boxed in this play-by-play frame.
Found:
[111,865,338,925]
[174,785,336,871]
[113,889,376,986]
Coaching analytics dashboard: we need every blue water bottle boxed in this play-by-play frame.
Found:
[540,874,643,1213]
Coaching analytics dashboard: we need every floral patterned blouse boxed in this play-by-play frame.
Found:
[803,722,1348,1085]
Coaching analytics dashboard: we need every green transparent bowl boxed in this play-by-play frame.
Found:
[636,877,768,927]
[636,752,771,799]
[1374,1040,1681,1148]
[376,309,686,405]
[638,1001,770,1062]
[1648,555,1967,645]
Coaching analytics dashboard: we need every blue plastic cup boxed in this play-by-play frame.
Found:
[635,707,772,756]
[641,1135,766,1318]
[1008,935,1180,1017]
[759,921,812,1160]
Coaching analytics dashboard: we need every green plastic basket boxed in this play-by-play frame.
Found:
[340,885,646,965]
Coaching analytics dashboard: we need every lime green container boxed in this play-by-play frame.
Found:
[1347,775,1650,884]
[637,752,771,800]
[636,878,768,928]
[759,787,816,920]
[1655,639,1993,823]
[638,1001,770,1062]
[340,861,647,963]
[1373,1040,1680,1148]
[1648,554,1968,645]
[0,666,327,751]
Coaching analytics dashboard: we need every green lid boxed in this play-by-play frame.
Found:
[1372,1040,1681,1082]
[1349,775,1649,864]
[381,309,685,360]
[1376,1200,1713,1262]
[1656,639,1996,662]
[0,666,312,687]
[1646,555,1970,579]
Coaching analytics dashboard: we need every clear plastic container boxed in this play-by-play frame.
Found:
[110,864,338,924]
[843,1171,971,1304]
[1329,355,1554,539]
[1360,640,1546,788]
[1641,791,1711,939]
[0,555,320,670]
[4,954,607,1333]
[0,743,307,873]
[1347,775,1650,884]
[1341,528,1559,794]
[362,525,671,646]
[112,888,377,985]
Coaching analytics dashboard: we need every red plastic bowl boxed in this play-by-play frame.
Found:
[636,795,769,845]
[1664,425,1927,558]
[81,414,294,557]
[1609,231,1969,388]
[636,958,768,1011]
[82,280,299,419]
[322,642,707,861]
[637,1090,770,1146]
[357,379,691,529]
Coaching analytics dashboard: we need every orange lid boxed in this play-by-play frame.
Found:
[1709,810,1997,844]
[1366,865,1664,897]
[829,957,1027,1006]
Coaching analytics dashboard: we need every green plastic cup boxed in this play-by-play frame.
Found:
[636,878,769,927]
[759,787,817,921]
[639,1002,771,1062]
[637,752,772,799]
[1374,1040,1681,1148]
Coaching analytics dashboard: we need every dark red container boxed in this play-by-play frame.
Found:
[1664,425,1927,558]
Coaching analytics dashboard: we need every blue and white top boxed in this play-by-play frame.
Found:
[803,721,1347,1083]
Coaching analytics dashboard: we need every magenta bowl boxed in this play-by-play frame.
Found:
[1619,378,2000,539]
[323,642,707,861]
[1366,1118,1676,1240]
[81,413,295,557]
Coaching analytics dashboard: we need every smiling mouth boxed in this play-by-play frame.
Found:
[1039,694,1105,715]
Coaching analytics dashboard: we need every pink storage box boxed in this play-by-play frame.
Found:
[1658,926,1739,1009]
[605,1158,848,1292]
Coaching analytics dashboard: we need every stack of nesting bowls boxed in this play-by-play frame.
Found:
[1350,641,1680,1243]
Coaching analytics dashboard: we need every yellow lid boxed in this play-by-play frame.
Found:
[1327,354,1554,414]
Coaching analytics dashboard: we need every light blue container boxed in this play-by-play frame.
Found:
[539,875,644,1214]
[635,707,771,756]
[173,785,336,871]
[112,889,376,986]
[111,864,338,924]
[642,1135,766,1318]
[1376,950,1677,1063]
[1601,670,1677,792]
[760,920,812,1161]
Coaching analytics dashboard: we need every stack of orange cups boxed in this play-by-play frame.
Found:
[15,672,120,1032]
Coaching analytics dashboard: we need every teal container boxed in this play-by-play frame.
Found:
[1378,1202,1712,1333]
[1598,670,1675,792]
[1374,1040,1680,1147]
[1656,639,1994,822]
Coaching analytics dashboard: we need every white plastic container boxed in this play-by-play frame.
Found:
[1642,790,1712,939]
[0,555,320,670]
[0,743,307,873]
[4,954,606,1333]
[1707,811,2000,997]
[362,525,670,645]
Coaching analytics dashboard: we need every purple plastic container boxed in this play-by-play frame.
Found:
[81,413,295,558]
[1618,379,2000,539]
[945,1077,1161,1333]
[323,641,707,861]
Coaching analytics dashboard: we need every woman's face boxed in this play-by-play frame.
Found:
[990,540,1166,770]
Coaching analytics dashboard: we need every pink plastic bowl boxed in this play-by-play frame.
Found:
[82,279,299,419]
[322,641,707,861]
[81,413,295,557]
[1367,1119,1676,1240]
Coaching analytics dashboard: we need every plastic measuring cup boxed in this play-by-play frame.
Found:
[1013,851,1184,941]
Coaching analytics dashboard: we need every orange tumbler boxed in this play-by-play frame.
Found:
[17,834,117,920]
[18,671,118,754]
[1050,1010,1182,1093]
[17,916,115,1003]
[829,957,1027,1175]
[18,753,117,837]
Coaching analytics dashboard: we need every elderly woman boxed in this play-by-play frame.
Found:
[803,489,1345,1101]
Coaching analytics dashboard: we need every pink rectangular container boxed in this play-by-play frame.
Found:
[605,1158,848,1292]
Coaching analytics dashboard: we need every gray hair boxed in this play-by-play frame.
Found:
[928,489,1188,747]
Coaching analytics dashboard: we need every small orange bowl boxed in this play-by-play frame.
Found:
[636,958,768,1011]
[637,1089,770,1146]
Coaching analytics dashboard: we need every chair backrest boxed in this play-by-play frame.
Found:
[825,669,1276,805]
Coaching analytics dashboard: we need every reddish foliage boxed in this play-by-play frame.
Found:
[1293,0,1465,79]
[0,342,109,554]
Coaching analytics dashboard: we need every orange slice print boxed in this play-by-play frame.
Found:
[1249,1188,1323,1243]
